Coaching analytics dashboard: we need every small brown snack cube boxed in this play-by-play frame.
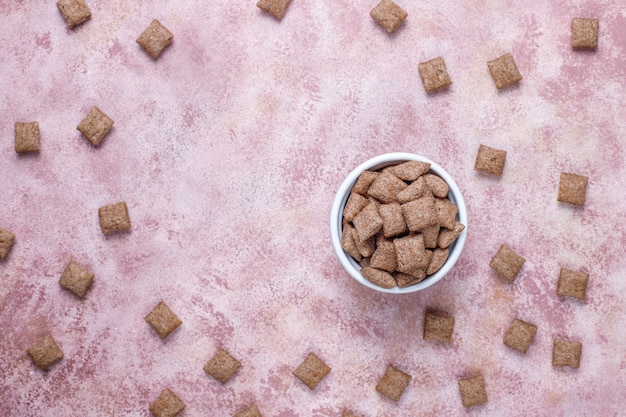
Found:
[354,233,376,258]
[423,174,449,198]
[401,195,438,232]
[257,0,292,20]
[370,241,397,272]
[352,171,379,195]
[56,0,91,28]
[292,352,331,390]
[234,405,262,417]
[557,268,589,300]
[204,348,242,384]
[394,271,425,287]
[0,227,16,260]
[397,176,428,204]
[340,224,362,262]
[367,171,407,204]
[59,260,94,298]
[370,0,408,33]
[487,53,522,89]
[557,172,588,206]
[458,375,488,408]
[137,19,174,59]
[27,334,64,371]
[437,222,465,248]
[378,203,407,238]
[503,318,537,353]
[489,244,525,283]
[572,18,599,50]
[418,57,452,93]
[149,388,185,417]
[144,301,182,340]
[376,364,411,402]
[423,311,454,342]
[98,201,131,235]
[352,201,383,241]
[77,106,114,146]
[422,225,440,249]
[474,144,506,176]
[343,192,369,222]
[14,122,40,153]
[426,248,448,275]
[552,339,582,369]
[435,198,457,230]
[390,161,430,181]
[394,234,430,275]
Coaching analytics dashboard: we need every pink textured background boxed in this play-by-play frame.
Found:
[2,1,626,416]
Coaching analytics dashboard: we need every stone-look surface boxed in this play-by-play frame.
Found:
[2,1,626,416]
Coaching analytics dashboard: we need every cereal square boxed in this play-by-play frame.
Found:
[14,122,40,153]
[394,234,430,274]
[557,172,588,206]
[370,241,397,272]
[98,201,131,235]
[352,171,379,195]
[257,0,292,20]
[59,260,94,298]
[435,198,457,230]
[376,365,411,401]
[394,271,425,287]
[390,161,430,181]
[362,266,396,289]
[572,18,599,50]
[437,222,465,248]
[487,53,522,89]
[397,176,428,204]
[426,248,448,275]
[423,174,449,198]
[136,19,174,59]
[292,352,331,390]
[0,227,16,260]
[489,244,525,283]
[204,348,241,384]
[503,318,537,353]
[422,224,440,249]
[418,57,452,93]
[144,301,182,340]
[149,388,185,417]
[343,192,369,222]
[552,339,582,369]
[423,311,454,342]
[77,106,114,146]
[370,0,408,33]
[557,268,589,300]
[458,375,488,408]
[352,201,383,241]
[56,0,91,28]
[378,203,407,238]
[367,171,407,204]
[235,405,262,417]
[341,224,362,262]
[27,334,64,371]
[474,144,506,176]
[354,234,376,258]
[401,195,439,232]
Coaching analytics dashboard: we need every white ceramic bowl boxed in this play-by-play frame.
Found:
[330,152,468,294]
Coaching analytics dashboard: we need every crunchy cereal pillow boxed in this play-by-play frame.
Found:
[204,348,242,384]
[59,260,94,298]
[552,339,582,369]
[458,375,488,408]
[418,57,452,93]
[487,53,522,89]
[77,106,114,146]
[56,0,91,28]
[489,244,525,283]
[474,144,506,176]
[557,172,588,206]
[572,18,598,50]
[257,0,292,20]
[98,201,131,235]
[292,352,331,390]
[149,388,185,417]
[0,227,16,260]
[370,0,408,33]
[27,334,64,371]
[144,301,182,340]
[376,364,411,401]
[136,19,174,59]
[15,122,40,153]
[503,318,537,353]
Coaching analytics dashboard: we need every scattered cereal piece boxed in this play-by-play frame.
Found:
[489,244,525,283]
[204,348,242,384]
[503,318,537,353]
[257,0,292,20]
[149,388,185,417]
[77,106,114,146]
[370,0,408,33]
[340,224,362,262]
[98,201,131,235]
[370,241,397,272]
[474,144,506,176]
[14,122,40,153]
[59,260,94,298]
[422,224,440,249]
[557,268,589,300]
[418,57,452,93]
[458,375,488,408]
[435,198,457,230]
[352,171,379,195]
[426,248,448,275]
[343,192,369,222]
[557,172,588,206]
[572,18,599,50]
[353,201,383,241]
[437,222,465,248]
[234,405,263,417]
[0,227,16,260]
[378,203,407,238]
[361,266,396,289]
[292,352,331,390]
[27,334,64,371]
[390,161,430,181]
[423,174,449,198]
[401,195,438,232]
[487,53,522,89]
[367,171,407,204]
[376,365,411,402]
[56,0,91,28]
[397,176,428,204]
[394,234,430,275]
[423,311,454,342]
[394,271,426,287]
[136,19,174,59]
[552,339,582,369]
[144,301,182,340]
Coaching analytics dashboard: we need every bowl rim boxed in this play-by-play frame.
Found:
[329,152,468,294]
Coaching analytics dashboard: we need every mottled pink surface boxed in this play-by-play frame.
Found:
[2,1,626,416]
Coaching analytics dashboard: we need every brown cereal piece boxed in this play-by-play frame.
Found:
[423,174,449,198]
[361,266,396,289]
[378,203,407,238]
[437,222,465,248]
[98,201,131,235]
[234,405,262,417]
[390,161,430,181]
[487,53,522,89]
[292,352,331,390]
[343,192,369,222]
[342,412,362,417]
[435,198,457,230]
[59,260,94,298]
[394,234,430,274]
[56,0,91,28]
[340,224,362,262]
[422,225,440,249]
[352,171,379,195]
[557,172,588,206]
[557,268,589,300]
[149,388,185,417]
[257,0,292,20]
[426,248,449,275]
[370,0,407,33]
[367,171,407,204]
[14,122,40,153]
[503,318,537,353]
[136,19,174,59]
[397,176,428,204]
[27,334,64,371]
[401,195,439,232]
[353,201,383,241]
[423,311,454,342]
[418,57,452,93]
[572,18,599,50]
[370,241,397,272]
[0,227,16,260]
[394,271,426,287]
[144,301,182,340]
[474,144,506,176]
[77,106,114,146]
[489,244,525,283]
[375,365,411,402]
[458,375,488,408]
[552,339,582,369]
[204,348,242,384]
[355,234,376,258]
